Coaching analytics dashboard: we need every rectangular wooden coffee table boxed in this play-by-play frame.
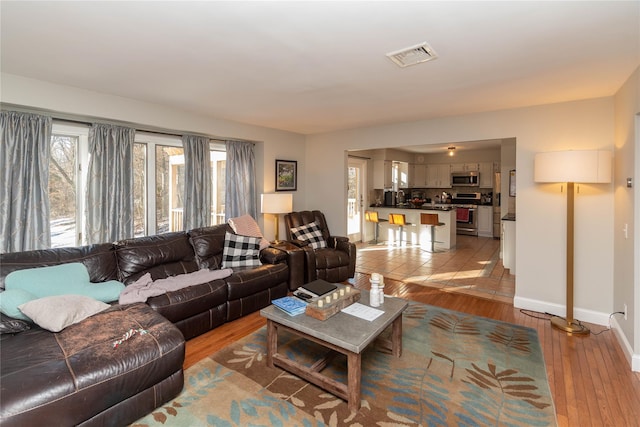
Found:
[260,288,408,412]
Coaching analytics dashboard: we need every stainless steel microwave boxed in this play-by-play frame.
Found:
[451,172,479,186]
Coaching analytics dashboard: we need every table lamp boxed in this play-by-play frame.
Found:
[534,150,611,334]
[261,193,293,243]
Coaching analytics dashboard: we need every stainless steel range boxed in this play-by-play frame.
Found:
[452,192,481,236]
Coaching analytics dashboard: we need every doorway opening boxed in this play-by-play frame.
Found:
[348,157,367,242]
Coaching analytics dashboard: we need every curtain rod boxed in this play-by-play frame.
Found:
[1,103,252,144]
[54,117,189,139]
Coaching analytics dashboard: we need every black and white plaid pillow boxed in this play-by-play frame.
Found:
[290,221,327,249]
[221,232,262,268]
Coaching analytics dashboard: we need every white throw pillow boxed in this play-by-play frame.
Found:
[18,295,110,332]
[221,232,262,268]
[290,221,327,249]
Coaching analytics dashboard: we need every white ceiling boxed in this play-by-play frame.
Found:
[1,1,638,136]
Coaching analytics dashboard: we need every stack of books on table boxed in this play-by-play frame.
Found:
[272,296,307,316]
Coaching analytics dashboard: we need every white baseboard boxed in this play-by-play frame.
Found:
[515,296,640,372]
[513,296,610,326]
[611,317,640,372]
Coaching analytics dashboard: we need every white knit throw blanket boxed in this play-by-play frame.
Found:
[119,268,233,304]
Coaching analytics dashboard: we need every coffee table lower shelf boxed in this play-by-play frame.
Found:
[265,310,404,412]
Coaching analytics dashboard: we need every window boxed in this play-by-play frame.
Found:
[49,134,78,248]
[49,124,88,248]
[133,143,146,237]
[49,123,226,248]
[211,150,226,225]
[154,144,185,234]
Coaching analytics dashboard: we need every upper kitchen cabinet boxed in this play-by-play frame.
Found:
[409,163,427,187]
[426,164,451,188]
[373,160,409,189]
[478,162,495,188]
[396,161,409,188]
[450,163,479,172]
[373,159,392,189]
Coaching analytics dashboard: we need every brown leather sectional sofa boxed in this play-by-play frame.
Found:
[0,223,300,426]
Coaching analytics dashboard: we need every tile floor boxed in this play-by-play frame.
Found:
[355,234,515,303]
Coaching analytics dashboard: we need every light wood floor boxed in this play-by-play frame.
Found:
[185,272,640,426]
[356,234,515,302]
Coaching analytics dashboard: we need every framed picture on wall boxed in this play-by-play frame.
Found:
[276,159,297,191]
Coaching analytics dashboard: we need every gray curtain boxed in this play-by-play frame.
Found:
[182,134,211,230]
[225,140,256,219]
[0,111,52,252]
[85,124,135,244]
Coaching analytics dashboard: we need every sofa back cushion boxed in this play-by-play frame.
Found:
[0,243,118,290]
[188,224,230,270]
[115,232,198,284]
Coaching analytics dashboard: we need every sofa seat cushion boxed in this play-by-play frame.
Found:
[145,279,228,324]
[0,303,185,426]
[226,263,288,300]
[314,247,352,270]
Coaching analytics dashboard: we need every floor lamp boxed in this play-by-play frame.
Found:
[534,150,611,335]
[261,193,293,244]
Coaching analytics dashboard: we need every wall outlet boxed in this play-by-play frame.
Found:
[624,304,628,320]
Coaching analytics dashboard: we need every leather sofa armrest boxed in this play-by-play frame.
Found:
[334,237,356,278]
[328,235,349,249]
[260,247,287,265]
[288,239,310,248]
[267,242,305,291]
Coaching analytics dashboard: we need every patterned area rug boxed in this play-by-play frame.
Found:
[132,302,557,426]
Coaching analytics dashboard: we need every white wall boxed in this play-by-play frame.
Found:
[0,73,306,240]
[5,72,637,366]
[306,98,616,326]
[613,66,639,367]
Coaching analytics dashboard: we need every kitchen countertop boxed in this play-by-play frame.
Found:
[371,204,455,211]
[371,203,494,211]
[502,213,516,221]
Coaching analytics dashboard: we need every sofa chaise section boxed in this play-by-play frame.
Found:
[0,303,184,426]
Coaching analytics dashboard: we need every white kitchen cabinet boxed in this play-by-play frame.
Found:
[451,163,479,172]
[478,162,494,188]
[426,164,451,188]
[396,162,409,188]
[409,163,427,187]
[477,206,493,237]
[373,160,392,189]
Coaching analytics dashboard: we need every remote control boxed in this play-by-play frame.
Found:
[294,291,312,301]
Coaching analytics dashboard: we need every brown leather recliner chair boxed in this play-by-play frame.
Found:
[284,210,356,283]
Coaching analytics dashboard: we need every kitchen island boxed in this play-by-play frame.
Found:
[370,206,457,250]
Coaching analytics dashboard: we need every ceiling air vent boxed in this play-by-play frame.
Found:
[386,42,438,68]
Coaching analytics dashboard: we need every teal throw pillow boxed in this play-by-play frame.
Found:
[0,289,37,321]
[5,263,125,303]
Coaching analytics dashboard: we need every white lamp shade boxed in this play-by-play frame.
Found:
[534,150,611,183]
[261,193,293,214]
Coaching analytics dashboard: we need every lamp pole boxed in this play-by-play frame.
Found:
[550,181,588,334]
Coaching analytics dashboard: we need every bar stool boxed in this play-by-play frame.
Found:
[388,213,411,245]
[421,213,444,252]
[365,211,388,244]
